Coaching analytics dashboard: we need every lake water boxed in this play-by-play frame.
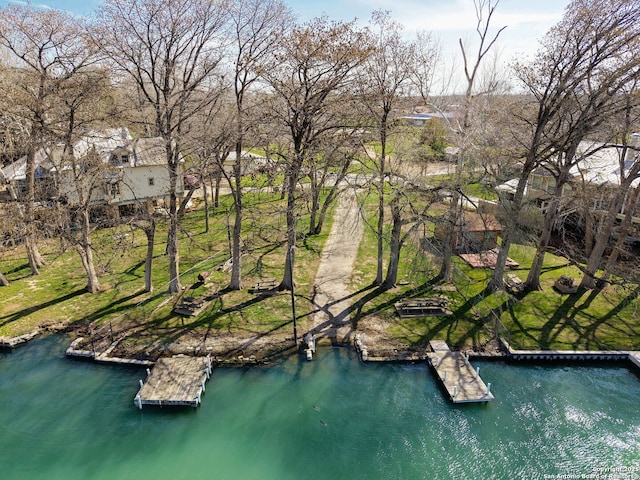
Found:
[1,335,639,480]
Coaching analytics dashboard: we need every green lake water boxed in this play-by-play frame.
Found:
[1,335,639,480]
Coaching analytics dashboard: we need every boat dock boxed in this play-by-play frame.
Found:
[134,355,212,409]
[426,341,494,404]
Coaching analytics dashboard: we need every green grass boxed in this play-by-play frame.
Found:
[0,191,335,345]
[347,194,640,352]
[3,186,639,353]
[464,183,498,201]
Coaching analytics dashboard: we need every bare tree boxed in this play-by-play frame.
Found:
[579,93,640,289]
[490,0,640,291]
[262,16,372,290]
[0,5,90,275]
[95,0,229,293]
[438,0,506,283]
[358,10,417,286]
[521,0,640,290]
[223,0,292,290]
[53,68,118,294]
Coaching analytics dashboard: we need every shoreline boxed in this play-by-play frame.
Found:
[5,328,639,375]
[0,324,640,374]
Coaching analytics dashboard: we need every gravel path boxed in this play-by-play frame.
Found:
[310,187,363,344]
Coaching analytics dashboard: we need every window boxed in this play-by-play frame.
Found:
[121,154,130,164]
[148,177,155,186]
[104,182,120,197]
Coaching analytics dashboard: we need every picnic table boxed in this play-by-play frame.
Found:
[253,278,277,294]
[394,297,451,318]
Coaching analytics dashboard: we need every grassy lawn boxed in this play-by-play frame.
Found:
[0,192,334,351]
[2,186,639,354]
[348,195,640,352]
[500,245,640,350]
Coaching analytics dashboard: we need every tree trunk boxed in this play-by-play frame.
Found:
[202,182,209,234]
[526,180,565,291]
[176,188,196,218]
[308,174,320,236]
[376,144,386,286]
[382,201,402,289]
[579,188,627,289]
[167,163,181,293]
[23,146,45,275]
[213,174,221,209]
[489,154,537,291]
[229,146,243,291]
[310,159,351,235]
[601,187,640,285]
[438,191,459,283]
[584,206,594,257]
[143,219,156,293]
[0,272,9,286]
[280,161,300,291]
[77,209,100,294]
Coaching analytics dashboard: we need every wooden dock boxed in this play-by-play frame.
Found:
[134,355,212,409]
[426,341,494,404]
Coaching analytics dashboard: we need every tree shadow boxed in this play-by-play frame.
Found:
[0,289,86,328]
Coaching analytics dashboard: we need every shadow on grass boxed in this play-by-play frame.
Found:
[132,287,294,358]
[506,284,640,351]
[0,289,86,328]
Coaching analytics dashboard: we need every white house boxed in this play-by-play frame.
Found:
[496,133,640,225]
[1,129,184,211]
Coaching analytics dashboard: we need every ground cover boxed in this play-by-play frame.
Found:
[348,197,640,353]
[0,191,334,360]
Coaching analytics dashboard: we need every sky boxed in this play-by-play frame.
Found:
[1,0,572,91]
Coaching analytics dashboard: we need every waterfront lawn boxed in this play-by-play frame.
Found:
[349,199,640,352]
[0,192,333,349]
[500,244,640,351]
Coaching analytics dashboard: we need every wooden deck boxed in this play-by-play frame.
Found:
[134,355,212,408]
[427,341,494,403]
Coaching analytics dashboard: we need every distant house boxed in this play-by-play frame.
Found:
[1,129,185,211]
[497,134,640,215]
[435,211,502,253]
[219,151,271,176]
[400,111,455,127]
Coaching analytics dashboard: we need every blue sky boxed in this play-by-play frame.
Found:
[1,0,570,90]
[1,0,569,59]
[287,0,571,68]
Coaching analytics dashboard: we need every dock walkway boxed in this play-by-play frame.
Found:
[426,341,494,403]
[134,355,212,408]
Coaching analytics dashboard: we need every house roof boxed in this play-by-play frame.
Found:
[0,129,176,181]
[499,136,640,193]
[128,137,173,167]
[571,141,639,188]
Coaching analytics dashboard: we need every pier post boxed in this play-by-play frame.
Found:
[201,380,206,393]
[434,356,439,367]
[134,395,142,410]
[464,353,469,365]
[139,379,144,388]
[146,368,151,377]
[486,383,491,394]
[453,385,458,398]
[443,371,448,381]
[475,366,480,379]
